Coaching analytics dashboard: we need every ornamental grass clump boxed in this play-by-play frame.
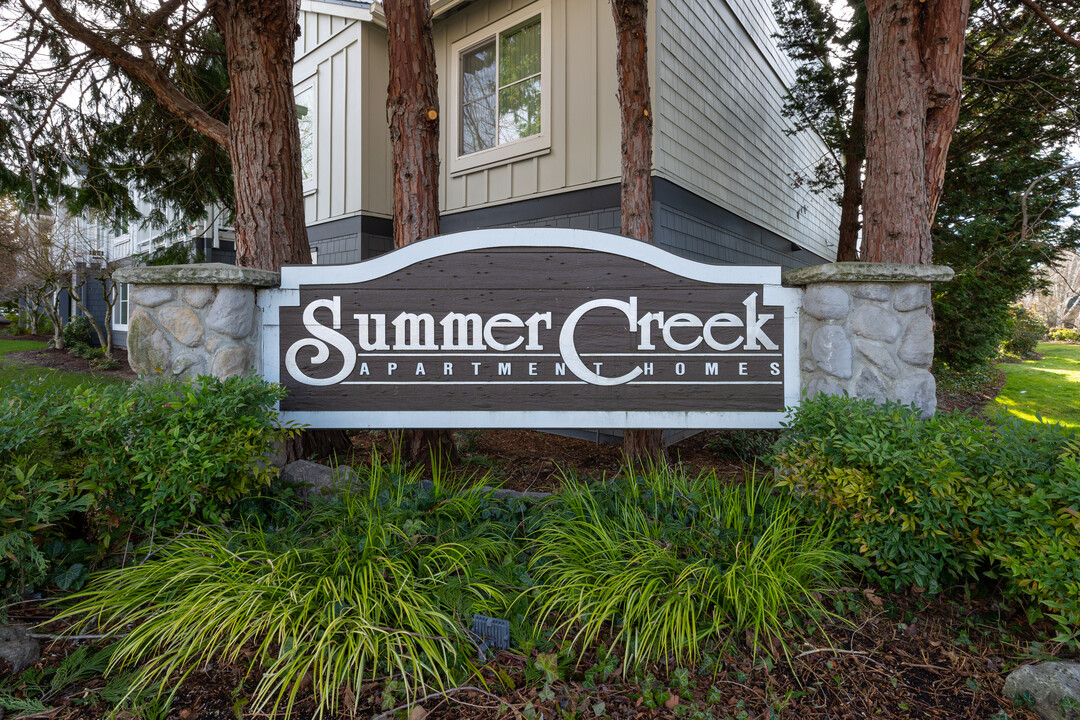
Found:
[529,466,845,666]
[55,461,519,718]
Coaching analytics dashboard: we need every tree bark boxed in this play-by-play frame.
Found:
[386,0,441,247]
[212,0,312,270]
[385,0,457,467]
[836,48,867,262]
[862,0,970,264]
[921,0,970,222]
[611,0,664,464]
[212,1,346,459]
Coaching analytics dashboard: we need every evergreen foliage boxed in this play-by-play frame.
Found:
[0,13,232,232]
[773,0,1080,368]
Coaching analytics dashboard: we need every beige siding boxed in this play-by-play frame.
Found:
[360,23,393,218]
[435,0,621,213]
[296,12,393,225]
[654,0,839,259]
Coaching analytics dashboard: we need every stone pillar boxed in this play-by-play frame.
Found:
[113,263,280,381]
[783,262,954,416]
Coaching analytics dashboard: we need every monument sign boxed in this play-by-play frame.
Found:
[259,229,800,428]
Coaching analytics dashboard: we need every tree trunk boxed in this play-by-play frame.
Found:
[47,288,62,348]
[213,0,312,271]
[836,48,867,262]
[862,0,970,264]
[214,1,349,459]
[922,0,970,222]
[611,0,664,464]
[385,0,457,467]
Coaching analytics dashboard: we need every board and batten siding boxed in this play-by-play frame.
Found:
[434,0,624,213]
[295,13,394,225]
[653,0,840,260]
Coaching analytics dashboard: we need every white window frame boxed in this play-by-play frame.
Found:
[448,0,551,176]
[295,76,318,195]
[112,282,130,330]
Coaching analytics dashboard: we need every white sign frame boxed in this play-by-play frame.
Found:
[258,228,802,429]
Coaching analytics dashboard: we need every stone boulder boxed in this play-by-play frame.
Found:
[1005,662,1080,720]
[0,625,40,673]
[280,460,361,500]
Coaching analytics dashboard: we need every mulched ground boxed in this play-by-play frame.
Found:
[6,589,1052,720]
[344,429,757,493]
[936,368,1007,416]
[1,333,138,382]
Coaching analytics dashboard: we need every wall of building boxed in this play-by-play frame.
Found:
[653,0,840,260]
[296,13,394,230]
[296,0,837,266]
[442,179,827,268]
[433,0,623,214]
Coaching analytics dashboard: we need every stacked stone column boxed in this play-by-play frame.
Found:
[783,262,954,416]
[113,264,280,381]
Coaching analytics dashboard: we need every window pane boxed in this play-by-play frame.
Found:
[462,41,496,103]
[499,18,540,87]
[462,95,497,154]
[498,76,541,143]
[295,88,315,182]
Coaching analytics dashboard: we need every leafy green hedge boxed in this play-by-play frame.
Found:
[0,376,297,595]
[772,395,1080,642]
[1048,327,1080,343]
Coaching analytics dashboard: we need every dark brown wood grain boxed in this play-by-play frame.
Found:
[278,247,787,417]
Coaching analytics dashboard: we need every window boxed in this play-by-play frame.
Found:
[450,3,550,174]
[295,82,316,193]
[113,282,129,328]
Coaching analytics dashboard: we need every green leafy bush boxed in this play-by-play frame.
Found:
[1003,305,1048,358]
[530,467,844,664]
[57,463,516,717]
[0,376,299,594]
[62,316,94,348]
[1048,327,1080,343]
[67,342,105,360]
[72,375,298,539]
[0,382,95,593]
[773,395,1080,642]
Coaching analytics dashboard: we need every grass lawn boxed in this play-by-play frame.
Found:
[0,337,124,391]
[992,342,1080,427]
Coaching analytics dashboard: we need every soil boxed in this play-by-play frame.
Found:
[343,429,758,493]
[6,590,1049,720]
[5,347,138,381]
[0,354,1051,719]
[1,333,138,382]
[936,369,1007,416]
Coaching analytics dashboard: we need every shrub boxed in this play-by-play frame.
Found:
[56,465,516,717]
[1048,327,1080,343]
[773,395,1080,643]
[0,376,300,594]
[0,382,95,593]
[1002,305,1048,358]
[71,375,299,539]
[530,466,845,665]
[89,355,119,371]
[62,316,94,348]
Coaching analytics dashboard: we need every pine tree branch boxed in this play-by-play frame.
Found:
[33,0,230,149]
[1021,0,1080,49]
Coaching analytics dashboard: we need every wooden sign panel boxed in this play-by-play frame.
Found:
[259,229,800,429]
